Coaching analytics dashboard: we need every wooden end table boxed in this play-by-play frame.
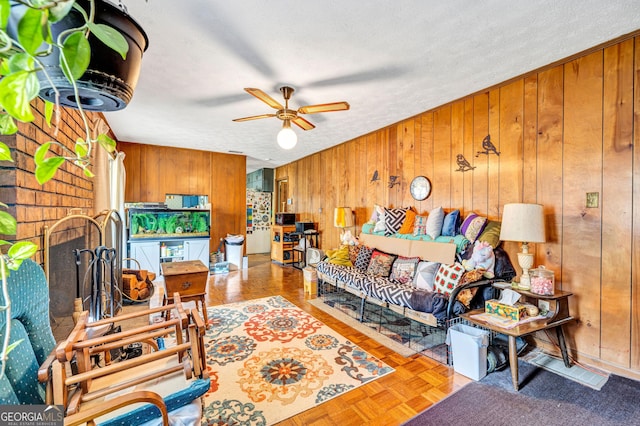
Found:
[459,287,574,391]
[161,260,209,328]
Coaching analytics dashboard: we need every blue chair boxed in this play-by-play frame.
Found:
[0,259,56,405]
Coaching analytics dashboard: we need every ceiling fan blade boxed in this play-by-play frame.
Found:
[298,101,350,114]
[232,114,276,122]
[292,116,315,131]
[245,88,284,109]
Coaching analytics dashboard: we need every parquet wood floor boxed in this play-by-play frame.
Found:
[205,254,470,425]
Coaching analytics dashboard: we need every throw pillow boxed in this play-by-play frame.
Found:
[390,256,420,284]
[372,207,386,233]
[366,249,397,277]
[426,206,445,239]
[348,245,361,265]
[478,220,501,248]
[369,204,384,224]
[413,215,428,236]
[433,262,465,297]
[354,246,374,272]
[441,209,460,237]
[384,207,409,236]
[326,245,352,266]
[397,208,417,234]
[413,261,441,291]
[460,212,488,243]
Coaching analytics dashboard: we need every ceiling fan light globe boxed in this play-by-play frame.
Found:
[277,127,297,149]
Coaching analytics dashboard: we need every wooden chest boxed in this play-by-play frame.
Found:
[161,260,208,297]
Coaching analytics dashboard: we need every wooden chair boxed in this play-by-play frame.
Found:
[51,294,209,426]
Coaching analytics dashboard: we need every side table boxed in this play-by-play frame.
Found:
[459,287,575,391]
[161,260,209,328]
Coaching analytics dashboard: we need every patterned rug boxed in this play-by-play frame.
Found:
[198,295,395,425]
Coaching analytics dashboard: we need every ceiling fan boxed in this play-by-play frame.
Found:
[233,86,350,149]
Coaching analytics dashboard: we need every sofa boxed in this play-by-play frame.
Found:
[316,207,516,328]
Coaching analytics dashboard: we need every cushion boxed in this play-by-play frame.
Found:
[426,206,445,239]
[441,209,460,237]
[478,220,501,248]
[372,208,386,233]
[384,207,410,236]
[389,256,420,284]
[413,215,428,236]
[348,245,361,264]
[397,208,417,234]
[354,246,374,272]
[366,250,397,277]
[369,204,384,224]
[413,261,441,291]
[433,262,465,297]
[326,245,352,266]
[460,213,488,243]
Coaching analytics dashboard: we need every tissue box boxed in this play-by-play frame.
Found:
[485,299,526,321]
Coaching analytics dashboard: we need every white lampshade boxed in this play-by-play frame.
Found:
[277,120,297,149]
[499,203,546,244]
[334,207,354,228]
[499,203,546,290]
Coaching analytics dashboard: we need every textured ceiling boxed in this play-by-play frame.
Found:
[103,1,640,172]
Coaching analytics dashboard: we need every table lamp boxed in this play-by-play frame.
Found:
[499,203,546,290]
[334,207,354,242]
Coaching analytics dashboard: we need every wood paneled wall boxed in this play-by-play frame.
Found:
[277,35,640,377]
[118,142,246,252]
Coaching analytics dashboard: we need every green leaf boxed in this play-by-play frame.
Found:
[60,31,91,81]
[0,115,18,136]
[0,0,10,31]
[88,22,128,60]
[97,133,116,153]
[83,167,94,178]
[0,210,16,235]
[0,239,11,246]
[49,0,75,23]
[0,139,12,160]
[44,100,53,127]
[17,7,45,55]
[34,142,51,165]
[74,138,88,157]
[0,71,35,122]
[5,339,24,356]
[7,53,34,73]
[35,156,64,184]
[8,241,38,260]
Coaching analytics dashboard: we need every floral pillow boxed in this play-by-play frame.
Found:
[460,212,488,243]
[433,262,465,297]
[348,245,361,265]
[390,256,420,284]
[354,246,374,272]
[366,250,397,277]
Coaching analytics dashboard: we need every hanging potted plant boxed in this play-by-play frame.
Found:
[0,0,148,375]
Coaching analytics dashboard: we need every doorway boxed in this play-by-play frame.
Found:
[276,178,289,212]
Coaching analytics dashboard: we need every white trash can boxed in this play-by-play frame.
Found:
[447,323,490,381]
[224,235,245,271]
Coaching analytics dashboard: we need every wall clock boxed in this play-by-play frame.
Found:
[410,176,432,201]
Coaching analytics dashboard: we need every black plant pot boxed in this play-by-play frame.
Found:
[11,0,149,111]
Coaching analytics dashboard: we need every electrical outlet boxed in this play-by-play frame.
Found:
[538,300,550,313]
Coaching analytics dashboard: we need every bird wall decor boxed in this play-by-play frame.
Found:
[476,134,500,157]
[455,154,476,172]
[370,170,380,182]
[388,176,400,188]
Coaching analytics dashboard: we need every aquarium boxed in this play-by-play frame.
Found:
[128,208,210,239]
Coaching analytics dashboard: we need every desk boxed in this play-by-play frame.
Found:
[460,288,574,391]
[161,260,209,327]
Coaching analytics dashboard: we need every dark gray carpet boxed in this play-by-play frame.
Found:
[404,360,640,426]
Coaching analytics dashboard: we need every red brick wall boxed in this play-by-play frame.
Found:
[0,98,100,263]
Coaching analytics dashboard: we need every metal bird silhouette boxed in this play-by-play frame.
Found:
[371,170,380,182]
[476,134,500,157]
[388,175,400,188]
[456,154,476,172]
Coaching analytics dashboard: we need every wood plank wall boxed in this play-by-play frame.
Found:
[277,35,640,376]
[118,142,246,253]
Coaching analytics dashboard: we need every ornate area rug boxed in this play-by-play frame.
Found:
[199,295,394,425]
